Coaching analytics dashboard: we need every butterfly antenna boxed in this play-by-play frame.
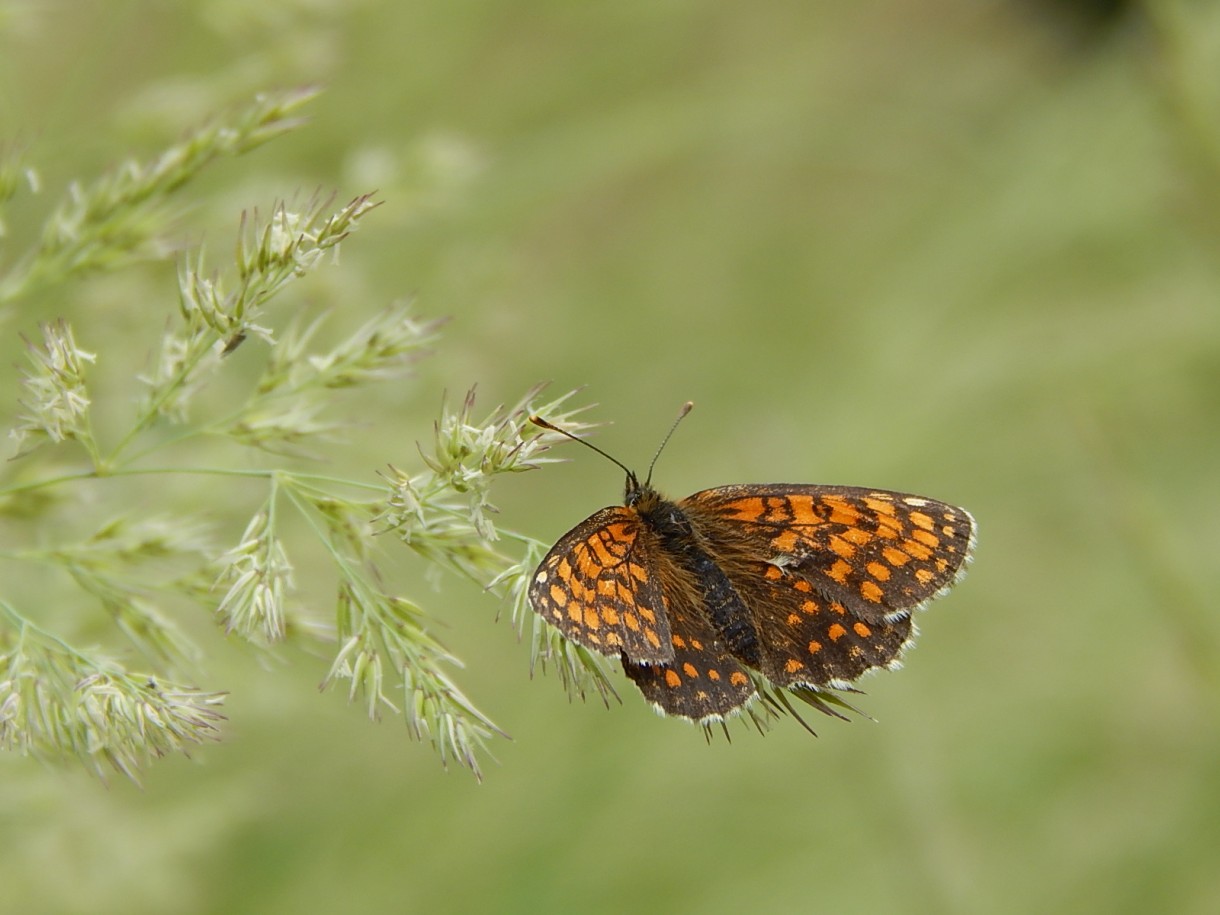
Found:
[529,415,635,479]
[644,401,693,487]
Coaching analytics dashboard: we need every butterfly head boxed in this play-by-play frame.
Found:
[623,470,663,513]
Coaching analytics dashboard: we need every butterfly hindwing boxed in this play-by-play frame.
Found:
[731,558,916,688]
[621,581,757,721]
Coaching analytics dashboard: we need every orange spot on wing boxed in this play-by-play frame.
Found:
[864,496,896,515]
[584,608,601,629]
[808,640,823,654]
[876,513,904,534]
[828,623,847,641]
[772,529,799,553]
[915,568,935,584]
[911,529,940,548]
[786,497,819,524]
[623,612,640,632]
[764,497,792,522]
[606,522,632,540]
[840,526,874,545]
[671,633,687,649]
[729,671,750,687]
[645,629,661,648]
[829,535,856,559]
[727,497,766,521]
[824,498,861,525]
[549,584,568,607]
[909,511,935,531]
[882,546,911,566]
[784,658,804,674]
[853,621,872,638]
[825,559,852,584]
[866,562,891,581]
[793,579,812,592]
[860,580,884,603]
[682,662,698,678]
[664,669,682,688]
[588,536,616,566]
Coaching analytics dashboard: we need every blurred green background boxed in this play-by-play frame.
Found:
[2,1,1219,913]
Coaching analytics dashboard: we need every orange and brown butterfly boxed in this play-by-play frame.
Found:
[527,404,976,724]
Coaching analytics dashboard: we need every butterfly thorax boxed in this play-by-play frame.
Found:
[624,476,688,542]
[624,474,763,666]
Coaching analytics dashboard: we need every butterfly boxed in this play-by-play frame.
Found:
[527,405,976,723]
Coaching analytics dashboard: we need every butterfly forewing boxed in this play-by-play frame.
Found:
[678,485,974,689]
[682,484,976,623]
[528,506,674,665]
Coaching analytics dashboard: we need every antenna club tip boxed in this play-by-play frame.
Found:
[680,401,694,416]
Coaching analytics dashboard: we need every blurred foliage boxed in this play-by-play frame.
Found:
[1,1,1218,913]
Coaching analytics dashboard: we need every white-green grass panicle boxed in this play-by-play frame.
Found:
[0,602,225,786]
[183,191,381,348]
[0,87,320,307]
[9,319,99,463]
[321,578,504,781]
[228,301,441,458]
[214,502,293,646]
[0,90,408,785]
[0,84,607,783]
[292,472,503,779]
[259,303,446,395]
[382,385,591,575]
[136,191,382,445]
